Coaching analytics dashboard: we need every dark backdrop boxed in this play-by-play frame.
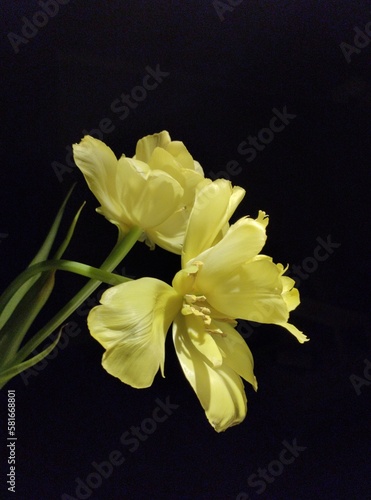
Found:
[1,1,370,499]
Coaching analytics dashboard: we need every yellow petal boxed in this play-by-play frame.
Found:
[143,149,206,254]
[193,160,204,176]
[148,147,185,185]
[182,180,245,266]
[165,140,196,171]
[88,278,182,388]
[277,322,309,343]
[172,266,198,296]
[173,313,247,432]
[147,206,190,255]
[147,182,211,255]
[279,272,301,312]
[155,158,206,211]
[283,285,300,312]
[135,131,171,163]
[195,211,268,274]
[117,157,184,228]
[212,321,258,391]
[201,256,289,324]
[211,186,248,246]
[281,275,296,293]
[73,136,124,223]
[181,169,208,205]
[148,178,208,254]
[184,314,223,367]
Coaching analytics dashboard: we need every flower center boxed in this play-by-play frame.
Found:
[181,294,212,325]
[174,261,228,337]
[181,294,228,337]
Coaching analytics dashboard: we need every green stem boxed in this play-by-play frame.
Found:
[0,260,129,315]
[10,226,142,366]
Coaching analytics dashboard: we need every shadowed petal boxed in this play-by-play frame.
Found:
[212,321,258,391]
[184,314,223,367]
[173,313,247,432]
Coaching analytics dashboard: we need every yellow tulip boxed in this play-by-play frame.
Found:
[88,180,307,432]
[73,131,207,253]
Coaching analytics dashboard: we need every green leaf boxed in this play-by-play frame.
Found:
[0,271,56,368]
[0,184,76,330]
[53,201,85,260]
[0,330,62,389]
[0,188,85,370]
[12,226,142,366]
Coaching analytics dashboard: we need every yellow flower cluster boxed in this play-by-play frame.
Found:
[73,131,207,253]
[73,131,308,432]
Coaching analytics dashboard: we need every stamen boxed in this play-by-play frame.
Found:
[184,294,197,304]
[206,327,226,337]
[181,293,212,326]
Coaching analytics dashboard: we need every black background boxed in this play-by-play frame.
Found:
[1,1,370,499]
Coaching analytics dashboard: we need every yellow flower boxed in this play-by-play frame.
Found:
[72,131,207,253]
[88,180,308,432]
